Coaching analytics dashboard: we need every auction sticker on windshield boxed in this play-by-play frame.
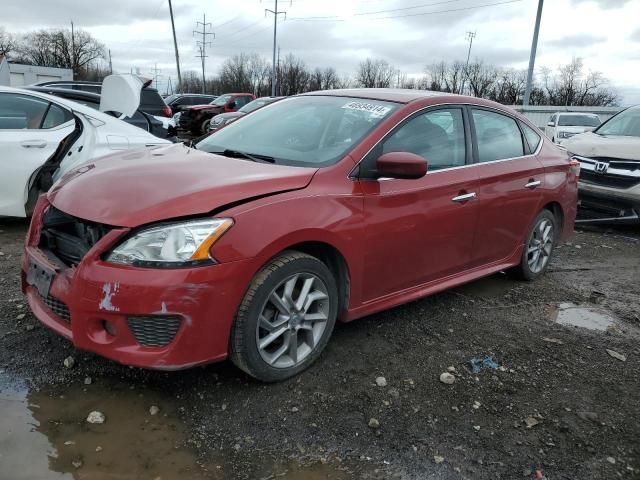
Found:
[342,101,392,118]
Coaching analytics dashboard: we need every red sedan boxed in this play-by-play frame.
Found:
[22,89,578,382]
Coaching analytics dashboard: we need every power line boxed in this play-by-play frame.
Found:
[265,0,288,96]
[289,0,525,22]
[193,13,215,94]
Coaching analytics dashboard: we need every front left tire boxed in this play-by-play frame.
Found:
[230,251,338,382]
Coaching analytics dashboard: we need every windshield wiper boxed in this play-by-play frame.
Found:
[215,149,276,163]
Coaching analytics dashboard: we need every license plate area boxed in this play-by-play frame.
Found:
[26,256,55,298]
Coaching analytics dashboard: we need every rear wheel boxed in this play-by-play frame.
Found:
[230,251,338,382]
[200,118,211,134]
[511,210,556,281]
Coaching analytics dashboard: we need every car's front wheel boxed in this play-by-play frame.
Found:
[512,210,557,281]
[230,251,338,382]
[200,118,211,134]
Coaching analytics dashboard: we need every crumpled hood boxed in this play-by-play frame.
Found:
[563,132,640,161]
[48,143,317,227]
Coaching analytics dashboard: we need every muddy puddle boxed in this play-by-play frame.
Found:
[0,375,350,480]
[551,302,618,331]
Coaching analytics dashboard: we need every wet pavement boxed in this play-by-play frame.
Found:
[552,302,618,332]
[0,375,351,480]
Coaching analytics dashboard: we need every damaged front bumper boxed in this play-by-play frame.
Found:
[21,198,253,370]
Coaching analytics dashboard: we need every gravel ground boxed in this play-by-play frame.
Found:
[1,218,639,479]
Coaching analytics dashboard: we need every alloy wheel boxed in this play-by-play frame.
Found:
[527,218,554,274]
[256,273,330,369]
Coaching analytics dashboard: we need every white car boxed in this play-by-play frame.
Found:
[545,112,601,145]
[0,75,171,217]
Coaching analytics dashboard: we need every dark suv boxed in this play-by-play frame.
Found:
[165,94,217,113]
[33,80,172,118]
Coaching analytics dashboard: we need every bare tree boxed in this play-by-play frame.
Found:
[541,58,618,106]
[279,54,310,96]
[425,61,447,91]
[356,58,395,88]
[17,28,106,77]
[466,60,497,98]
[0,27,17,57]
[489,68,527,104]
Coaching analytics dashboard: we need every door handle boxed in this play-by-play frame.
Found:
[451,192,476,203]
[21,140,47,148]
[525,180,541,189]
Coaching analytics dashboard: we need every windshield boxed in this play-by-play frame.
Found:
[196,96,399,167]
[164,94,179,104]
[212,94,232,106]
[595,107,640,137]
[239,98,271,114]
[558,114,600,127]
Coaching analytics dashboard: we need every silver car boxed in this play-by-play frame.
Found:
[563,106,640,224]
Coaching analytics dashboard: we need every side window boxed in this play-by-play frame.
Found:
[520,122,541,154]
[41,104,74,129]
[0,93,50,129]
[381,108,466,171]
[471,109,524,163]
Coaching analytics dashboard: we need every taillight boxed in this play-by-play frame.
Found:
[162,105,172,118]
[569,157,581,179]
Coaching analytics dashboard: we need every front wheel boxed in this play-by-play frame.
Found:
[511,210,557,281]
[230,251,338,382]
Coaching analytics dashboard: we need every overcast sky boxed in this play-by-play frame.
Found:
[3,0,640,104]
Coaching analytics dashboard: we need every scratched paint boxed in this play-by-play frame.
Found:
[99,282,120,312]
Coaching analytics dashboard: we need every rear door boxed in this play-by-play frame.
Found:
[0,93,75,216]
[467,107,545,267]
[360,106,481,301]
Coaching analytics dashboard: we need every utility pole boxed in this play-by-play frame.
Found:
[168,0,182,93]
[150,63,161,88]
[523,0,544,106]
[265,1,287,96]
[276,44,281,96]
[194,14,214,94]
[460,31,476,95]
[108,49,113,74]
[70,20,76,76]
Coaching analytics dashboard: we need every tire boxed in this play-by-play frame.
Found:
[511,210,557,281]
[230,251,338,382]
[200,118,211,134]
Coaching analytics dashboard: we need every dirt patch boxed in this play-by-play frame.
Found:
[1,218,639,479]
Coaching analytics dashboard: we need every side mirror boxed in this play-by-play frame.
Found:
[547,121,555,127]
[376,151,427,180]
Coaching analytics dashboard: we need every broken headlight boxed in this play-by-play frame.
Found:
[106,218,233,267]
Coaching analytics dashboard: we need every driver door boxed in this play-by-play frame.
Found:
[359,106,481,302]
[0,92,75,217]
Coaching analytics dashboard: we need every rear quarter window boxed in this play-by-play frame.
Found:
[520,122,542,154]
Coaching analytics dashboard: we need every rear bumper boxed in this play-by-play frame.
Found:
[577,182,640,224]
[22,242,255,370]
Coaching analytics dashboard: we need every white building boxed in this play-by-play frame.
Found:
[0,57,73,87]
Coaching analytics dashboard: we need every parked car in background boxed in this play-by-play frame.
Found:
[209,96,283,132]
[179,92,255,134]
[25,86,169,140]
[22,89,577,382]
[0,76,170,217]
[563,105,640,224]
[545,112,601,144]
[33,79,173,118]
[165,93,217,113]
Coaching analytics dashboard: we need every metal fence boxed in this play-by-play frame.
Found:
[511,105,622,129]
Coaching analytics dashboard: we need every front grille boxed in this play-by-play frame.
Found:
[36,291,71,323]
[127,316,182,347]
[579,169,640,189]
[39,206,111,267]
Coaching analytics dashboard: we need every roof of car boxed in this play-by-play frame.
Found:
[302,88,455,104]
[26,86,102,101]
[556,112,599,116]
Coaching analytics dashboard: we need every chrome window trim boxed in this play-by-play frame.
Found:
[350,102,544,179]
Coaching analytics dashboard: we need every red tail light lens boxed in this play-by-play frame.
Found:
[162,105,172,118]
